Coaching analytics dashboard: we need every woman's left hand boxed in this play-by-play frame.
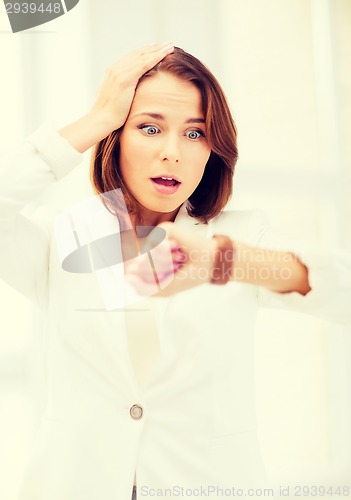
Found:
[124,222,217,297]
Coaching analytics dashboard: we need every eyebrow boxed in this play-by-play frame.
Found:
[131,112,205,124]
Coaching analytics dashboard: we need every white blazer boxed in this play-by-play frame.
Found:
[0,124,350,500]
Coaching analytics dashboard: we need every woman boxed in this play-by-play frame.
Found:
[0,42,350,500]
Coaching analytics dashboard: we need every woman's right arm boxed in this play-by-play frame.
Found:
[0,42,174,307]
[0,125,83,308]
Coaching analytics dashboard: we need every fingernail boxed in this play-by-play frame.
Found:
[157,271,172,282]
[173,262,182,271]
[162,40,173,46]
[175,250,186,261]
[171,245,181,252]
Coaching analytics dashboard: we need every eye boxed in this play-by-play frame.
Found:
[138,125,160,135]
[185,129,206,140]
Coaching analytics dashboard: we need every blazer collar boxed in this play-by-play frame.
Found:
[173,202,211,238]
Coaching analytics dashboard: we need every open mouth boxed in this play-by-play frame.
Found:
[150,176,181,195]
[151,177,180,187]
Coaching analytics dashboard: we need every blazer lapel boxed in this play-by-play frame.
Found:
[173,202,210,238]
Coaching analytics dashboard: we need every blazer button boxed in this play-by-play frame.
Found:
[130,404,143,420]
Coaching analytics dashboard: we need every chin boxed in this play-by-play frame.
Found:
[139,199,183,216]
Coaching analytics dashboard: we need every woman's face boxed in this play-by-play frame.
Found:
[119,72,211,224]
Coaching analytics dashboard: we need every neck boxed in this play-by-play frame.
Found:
[131,206,181,229]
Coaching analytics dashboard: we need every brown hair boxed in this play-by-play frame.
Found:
[90,47,238,224]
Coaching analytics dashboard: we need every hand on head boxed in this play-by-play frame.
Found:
[91,42,175,133]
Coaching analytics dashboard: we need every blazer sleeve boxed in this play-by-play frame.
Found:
[249,209,351,325]
[0,122,83,309]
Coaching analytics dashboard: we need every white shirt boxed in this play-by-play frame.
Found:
[1,123,350,500]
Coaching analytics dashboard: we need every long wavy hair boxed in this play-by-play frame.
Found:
[90,47,238,225]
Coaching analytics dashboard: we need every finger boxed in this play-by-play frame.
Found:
[125,263,155,284]
[168,237,178,247]
[143,41,174,54]
[147,43,174,60]
[140,43,174,68]
[131,41,173,60]
[126,275,156,296]
[126,257,164,284]
[109,42,173,74]
[173,250,187,264]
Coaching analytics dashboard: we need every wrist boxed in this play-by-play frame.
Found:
[88,109,124,135]
[210,235,235,285]
[59,112,122,154]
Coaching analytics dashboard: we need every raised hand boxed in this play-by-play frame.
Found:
[91,41,175,132]
[59,41,174,153]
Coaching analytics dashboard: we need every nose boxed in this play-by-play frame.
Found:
[159,135,181,164]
